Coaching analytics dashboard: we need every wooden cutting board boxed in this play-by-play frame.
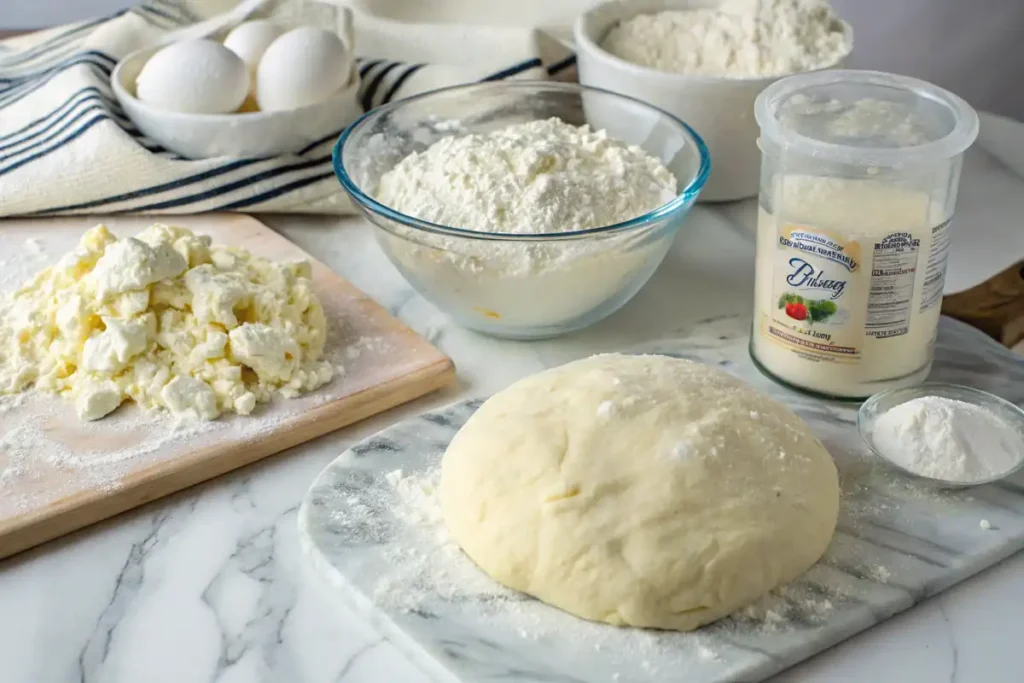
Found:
[0,214,454,560]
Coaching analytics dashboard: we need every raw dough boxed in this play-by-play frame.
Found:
[439,354,839,631]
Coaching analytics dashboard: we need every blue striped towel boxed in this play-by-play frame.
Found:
[0,0,578,216]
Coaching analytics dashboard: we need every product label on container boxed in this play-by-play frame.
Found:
[763,224,867,362]
[920,219,951,312]
[761,221,940,365]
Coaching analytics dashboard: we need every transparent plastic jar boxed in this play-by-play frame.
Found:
[751,70,979,399]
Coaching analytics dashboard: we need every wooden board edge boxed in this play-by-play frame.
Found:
[942,259,1024,348]
[0,358,455,560]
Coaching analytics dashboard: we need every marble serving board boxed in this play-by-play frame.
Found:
[299,315,1024,683]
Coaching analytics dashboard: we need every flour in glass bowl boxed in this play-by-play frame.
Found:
[371,118,680,329]
[375,118,676,237]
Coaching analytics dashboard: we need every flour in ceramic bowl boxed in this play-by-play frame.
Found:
[372,118,679,329]
[602,0,850,78]
[0,383,320,517]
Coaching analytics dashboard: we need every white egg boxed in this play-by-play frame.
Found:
[256,27,352,112]
[136,39,249,115]
[223,20,283,73]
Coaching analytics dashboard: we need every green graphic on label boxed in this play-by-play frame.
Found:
[764,224,865,362]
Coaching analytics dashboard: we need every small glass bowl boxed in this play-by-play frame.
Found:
[857,382,1024,489]
[332,81,710,340]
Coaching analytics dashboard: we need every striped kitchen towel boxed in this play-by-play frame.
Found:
[0,0,579,216]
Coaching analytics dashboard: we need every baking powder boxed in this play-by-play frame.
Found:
[871,396,1024,482]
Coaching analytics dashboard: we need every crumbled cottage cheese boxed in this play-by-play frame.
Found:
[0,224,334,421]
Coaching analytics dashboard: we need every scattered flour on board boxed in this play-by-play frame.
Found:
[867,565,892,583]
[370,466,732,672]
[343,335,394,361]
[0,391,298,515]
[727,579,838,634]
[345,464,862,672]
[0,393,25,414]
[0,339,352,504]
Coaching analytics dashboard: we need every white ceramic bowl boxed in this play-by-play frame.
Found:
[574,0,853,202]
[111,45,362,159]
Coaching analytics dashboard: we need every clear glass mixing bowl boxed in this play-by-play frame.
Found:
[332,81,710,339]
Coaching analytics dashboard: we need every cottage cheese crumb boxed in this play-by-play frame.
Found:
[0,224,335,421]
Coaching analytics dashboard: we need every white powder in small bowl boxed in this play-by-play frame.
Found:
[869,395,1024,483]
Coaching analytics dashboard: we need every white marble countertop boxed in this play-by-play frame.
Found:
[2,112,1023,683]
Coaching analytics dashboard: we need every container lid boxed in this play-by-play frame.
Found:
[755,70,979,168]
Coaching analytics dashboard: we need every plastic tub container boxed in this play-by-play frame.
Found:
[574,0,852,202]
[750,70,979,399]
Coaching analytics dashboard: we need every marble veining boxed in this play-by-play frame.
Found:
[300,315,1024,683]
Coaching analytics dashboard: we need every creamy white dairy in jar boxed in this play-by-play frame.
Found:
[751,70,979,398]
[751,175,949,398]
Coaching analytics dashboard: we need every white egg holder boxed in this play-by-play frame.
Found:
[111,9,361,160]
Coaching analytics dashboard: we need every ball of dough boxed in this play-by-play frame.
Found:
[439,354,839,631]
